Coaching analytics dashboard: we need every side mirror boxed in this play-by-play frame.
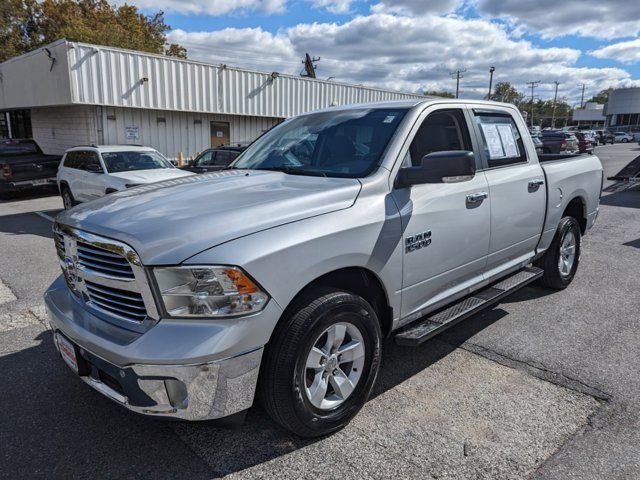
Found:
[396,151,475,188]
[86,163,103,173]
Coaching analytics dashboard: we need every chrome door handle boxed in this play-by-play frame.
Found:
[466,192,489,204]
[528,179,545,189]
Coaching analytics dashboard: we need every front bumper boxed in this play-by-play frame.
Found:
[1,177,56,192]
[45,276,281,420]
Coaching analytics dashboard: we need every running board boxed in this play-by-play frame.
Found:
[394,267,543,347]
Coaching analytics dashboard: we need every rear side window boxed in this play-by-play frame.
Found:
[474,113,527,168]
[214,151,237,166]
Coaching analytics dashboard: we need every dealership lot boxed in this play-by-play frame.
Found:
[1,144,639,479]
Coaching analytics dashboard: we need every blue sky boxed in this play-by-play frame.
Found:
[130,0,640,103]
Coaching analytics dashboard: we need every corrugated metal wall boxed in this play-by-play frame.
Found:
[31,105,98,155]
[101,107,280,160]
[67,42,425,118]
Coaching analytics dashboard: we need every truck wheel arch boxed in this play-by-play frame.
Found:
[273,267,393,339]
[563,196,587,233]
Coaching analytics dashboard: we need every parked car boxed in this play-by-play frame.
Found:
[0,139,61,198]
[540,131,578,154]
[613,132,634,143]
[579,130,597,145]
[531,135,544,154]
[595,130,615,145]
[574,132,594,154]
[46,100,603,437]
[180,146,245,173]
[57,145,194,209]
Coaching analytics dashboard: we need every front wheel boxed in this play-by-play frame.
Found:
[61,186,75,210]
[622,138,629,143]
[259,288,382,437]
[535,216,581,289]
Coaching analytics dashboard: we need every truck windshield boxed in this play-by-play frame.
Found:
[230,108,408,178]
[102,151,174,173]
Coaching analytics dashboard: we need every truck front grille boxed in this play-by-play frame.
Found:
[53,223,158,327]
[85,281,147,322]
[77,242,135,279]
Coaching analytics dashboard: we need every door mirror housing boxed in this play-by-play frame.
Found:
[86,163,103,173]
[396,150,476,188]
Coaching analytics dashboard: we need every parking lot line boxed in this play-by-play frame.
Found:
[34,211,55,222]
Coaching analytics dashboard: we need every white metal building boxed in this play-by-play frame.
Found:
[0,39,426,159]
[572,102,605,128]
[604,87,640,133]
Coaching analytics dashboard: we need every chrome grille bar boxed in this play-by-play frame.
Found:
[53,223,159,325]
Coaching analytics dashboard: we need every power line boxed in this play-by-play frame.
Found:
[449,69,466,98]
[526,80,540,128]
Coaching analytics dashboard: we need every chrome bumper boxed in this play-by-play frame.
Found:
[45,275,268,421]
[51,335,263,420]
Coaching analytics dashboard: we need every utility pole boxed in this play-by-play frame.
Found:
[551,81,560,129]
[450,69,466,98]
[526,80,540,128]
[579,83,586,108]
[301,53,320,78]
[488,66,495,100]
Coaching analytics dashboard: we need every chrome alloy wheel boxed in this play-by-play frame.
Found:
[304,322,365,410]
[558,230,577,277]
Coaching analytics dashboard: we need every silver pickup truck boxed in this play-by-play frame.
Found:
[45,99,603,437]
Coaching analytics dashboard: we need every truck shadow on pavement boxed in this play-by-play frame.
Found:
[0,210,61,239]
[0,296,548,478]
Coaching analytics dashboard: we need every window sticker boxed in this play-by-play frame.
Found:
[383,115,396,123]
[480,123,505,158]
[497,124,520,158]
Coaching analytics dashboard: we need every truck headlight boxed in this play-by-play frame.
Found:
[153,266,268,317]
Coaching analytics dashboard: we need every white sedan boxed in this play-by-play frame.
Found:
[613,132,634,143]
[57,145,194,209]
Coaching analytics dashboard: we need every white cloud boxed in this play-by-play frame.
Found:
[310,0,354,14]
[591,39,640,64]
[129,0,287,16]
[475,0,640,40]
[372,0,462,15]
[168,10,637,102]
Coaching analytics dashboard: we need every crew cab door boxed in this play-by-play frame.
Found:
[470,109,546,277]
[391,106,491,323]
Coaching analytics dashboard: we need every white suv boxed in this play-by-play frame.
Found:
[57,145,194,209]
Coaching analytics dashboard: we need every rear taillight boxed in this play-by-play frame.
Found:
[560,139,568,150]
[0,163,12,180]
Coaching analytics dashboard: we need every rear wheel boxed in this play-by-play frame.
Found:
[61,186,75,209]
[260,288,382,437]
[536,216,581,289]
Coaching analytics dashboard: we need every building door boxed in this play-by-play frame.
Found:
[210,122,230,147]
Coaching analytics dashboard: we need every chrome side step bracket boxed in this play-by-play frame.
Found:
[394,267,543,347]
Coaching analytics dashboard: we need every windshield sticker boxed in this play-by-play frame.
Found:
[497,124,520,158]
[383,115,396,123]
[480,123,505,158]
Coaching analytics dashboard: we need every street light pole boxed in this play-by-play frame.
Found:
[488,66,495,100]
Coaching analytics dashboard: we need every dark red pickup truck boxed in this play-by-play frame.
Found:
[0,139,61,197]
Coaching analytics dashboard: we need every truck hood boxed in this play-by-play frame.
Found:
[108,168,194,183]
[56,170,361,264]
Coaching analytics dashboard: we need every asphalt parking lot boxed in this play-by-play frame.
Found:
[1,144,639,479]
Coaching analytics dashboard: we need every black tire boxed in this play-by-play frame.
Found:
[259,288,382,437]
[61,185,75,209]
[535,216,581,290]
[622,138,629,143]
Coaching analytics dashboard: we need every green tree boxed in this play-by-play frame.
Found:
[424,90,455,98]
[586,87,614,105]
[0,0,186,63]
[490,82,524,105]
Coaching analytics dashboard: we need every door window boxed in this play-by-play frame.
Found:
[403,109,472,168]
[214,151,236,166]
[474,113,527,168]
[195,151,214,167]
